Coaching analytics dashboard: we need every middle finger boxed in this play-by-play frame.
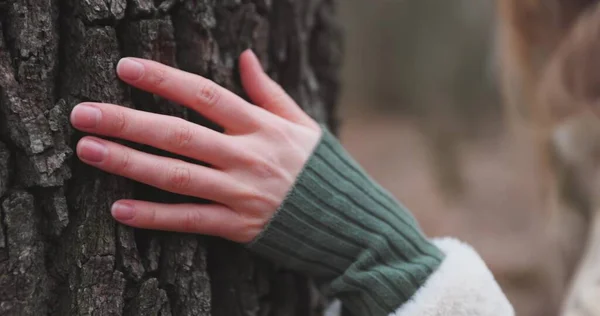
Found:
[76,136,245,204]
[71,102,239,167]
[116,58,265,133]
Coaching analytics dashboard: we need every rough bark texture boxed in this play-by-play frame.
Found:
[0,0,342,315]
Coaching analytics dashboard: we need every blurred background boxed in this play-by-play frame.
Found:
[336,1,561,315]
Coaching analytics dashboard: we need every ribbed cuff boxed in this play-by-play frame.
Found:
[248,127,444,316]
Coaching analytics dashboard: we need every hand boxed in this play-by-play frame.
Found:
[69,50,321,243]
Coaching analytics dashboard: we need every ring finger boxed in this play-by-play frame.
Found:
[76,136,243,203]
[116,58,265,133]
[71,102,238,167]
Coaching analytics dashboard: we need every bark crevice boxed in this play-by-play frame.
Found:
[0,1,341,315]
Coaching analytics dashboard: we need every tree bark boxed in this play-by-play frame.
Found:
[0,0,342,315]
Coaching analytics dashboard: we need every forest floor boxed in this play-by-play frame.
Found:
[339,113,564,316]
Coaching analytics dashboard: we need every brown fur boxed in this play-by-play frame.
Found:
[497,1,600,314]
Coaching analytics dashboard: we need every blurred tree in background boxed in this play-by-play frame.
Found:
[339,0,500,199]
[337,2,568,316]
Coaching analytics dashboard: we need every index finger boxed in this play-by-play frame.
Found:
[116,58,262,132]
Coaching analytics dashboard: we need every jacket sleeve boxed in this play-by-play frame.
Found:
[392,238,514,316]
[247,127,515,316]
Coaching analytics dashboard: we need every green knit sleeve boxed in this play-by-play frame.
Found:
[247,126,444,316]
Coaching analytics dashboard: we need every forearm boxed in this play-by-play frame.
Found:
[248,127,514,316]
[68,50,513,315]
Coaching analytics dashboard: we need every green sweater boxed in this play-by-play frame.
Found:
[248,127,444,316]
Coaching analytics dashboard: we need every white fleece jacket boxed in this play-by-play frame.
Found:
[255,128,516,316]
[324,238,515,316]
[392,238,515,316]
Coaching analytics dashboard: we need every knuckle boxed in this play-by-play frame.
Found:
[266,124,294,145]
[147,206,157,226]
[166,166,191,191]
[225,213,263,243]
[112,110,128,134]
[117,150,131,173]
[249,157,280,179]
[148,68,167,87]
[196,81,221,108]
[167,120,194,150]
[239,185,280,212]
[182,210,203,232]
[230,147,258,168]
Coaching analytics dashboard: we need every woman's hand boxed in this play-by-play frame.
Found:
[69,50,321,243]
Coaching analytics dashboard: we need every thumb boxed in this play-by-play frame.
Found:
[239,49,314,126]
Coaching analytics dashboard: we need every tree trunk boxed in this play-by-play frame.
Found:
[0,1,342,315]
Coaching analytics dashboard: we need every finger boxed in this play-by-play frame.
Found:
[116,58,261,132]
[76,136,243,203]
[239,49,315,126]
[71,102,239,167]
[110,200,260,242]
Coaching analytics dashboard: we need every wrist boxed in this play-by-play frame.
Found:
[247,126,443,315]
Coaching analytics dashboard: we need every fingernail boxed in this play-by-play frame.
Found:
[117,58,144,81]
[78,139,107,163]
[71,104,101,128]
[112,202,135,220]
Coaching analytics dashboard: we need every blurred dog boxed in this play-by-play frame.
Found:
[497,1,600,314]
